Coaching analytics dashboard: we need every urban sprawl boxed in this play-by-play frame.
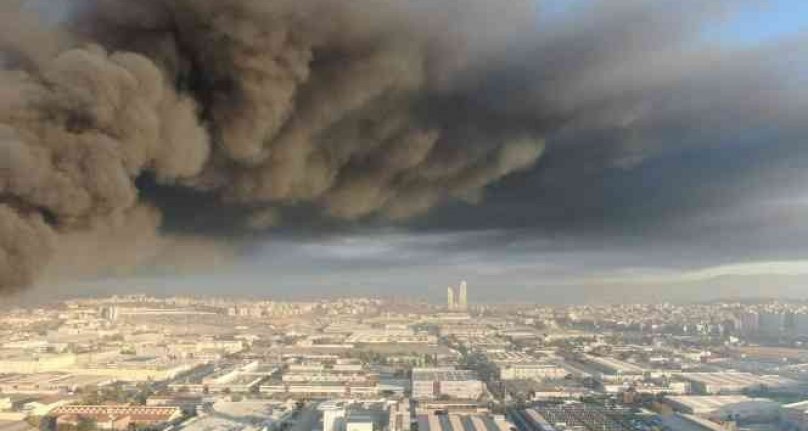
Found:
[2,285,808,431]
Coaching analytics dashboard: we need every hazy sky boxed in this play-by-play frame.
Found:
[9,0,808,304]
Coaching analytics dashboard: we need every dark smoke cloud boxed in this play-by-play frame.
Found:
[0,0,804,293]
[0,0,543,291]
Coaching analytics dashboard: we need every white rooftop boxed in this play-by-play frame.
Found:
[666,395,772,413]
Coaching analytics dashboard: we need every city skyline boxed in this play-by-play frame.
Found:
[11,276,808,309]
[2,288,808,431]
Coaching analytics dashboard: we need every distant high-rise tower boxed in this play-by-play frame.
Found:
[458,281,468,311]
[447,286,455,310]
[101,305,119,322]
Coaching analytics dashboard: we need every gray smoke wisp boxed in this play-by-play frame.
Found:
[0,0,803,292]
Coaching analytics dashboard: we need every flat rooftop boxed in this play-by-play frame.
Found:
[583,355,645,374]
[417,414,510,431]
[666,395,767,413]
[679,372,794,387]
[0,373,112,388]
[412,369,479,382]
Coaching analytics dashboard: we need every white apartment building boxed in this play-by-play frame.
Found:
[411,368,484,400]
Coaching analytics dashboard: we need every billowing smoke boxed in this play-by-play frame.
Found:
[1,0,804,293]
[0,0,544,291]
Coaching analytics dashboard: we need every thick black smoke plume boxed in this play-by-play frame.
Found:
[0,0,545,290]
[0,0,803,292]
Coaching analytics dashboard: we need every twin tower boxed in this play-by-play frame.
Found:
[447,281,469,311]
